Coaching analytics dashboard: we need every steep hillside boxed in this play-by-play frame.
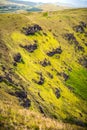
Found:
[0,8,87,130]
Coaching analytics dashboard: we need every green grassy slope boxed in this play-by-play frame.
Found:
[0,8,87,129]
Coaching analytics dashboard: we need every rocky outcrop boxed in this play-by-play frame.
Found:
[64,33,79,45]
[0,76,3,82]
[22,24,42,35]
[33,73,45,85]
[73,25,84,33]
[40,58,51,67]
[15,91,27,99]
[79,56,87,68]
[37,75,44,85]
[47,72,53,79]
[14,53,22,63]
[20,44,37,53]
[47,47,62,57]
[73,21,86,33]
[39,106,44,114]
[15,90,31,108]
[23,98,31,108]
[77,46,84,52]
[58,72,69,81]
[80,21,86,28]
[55,88,61,99]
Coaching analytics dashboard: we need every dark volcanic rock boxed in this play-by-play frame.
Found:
[39,106,44,114]
[77,46,84,52]
[20,44,37,53]
[55,88,61,99]
[34,73,45,85]
[22,24,42,35]
[15,91,27,99]
[64,33,79,45]
[0,76,3,82]
[65,33,75,41]
[74,119,86,127]
[23,98,31,108]
[47,47,62,57]
[73,25,84,33]
[40,58,51,67]
[38,76,44,85]
[47,72,53,79]
[14,53,22,63]
[80,21,86,28]
[5,73,13,83]
[58,72,69,81]
[79,56,87,68]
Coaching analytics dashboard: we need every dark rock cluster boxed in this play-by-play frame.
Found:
[77,45,84,52]
[64,33,79,45]
[22,24,42,35]
[40,58,51,67]
[47,47,62,57]
[73,25,84,33]
[79,56,87,68]
[47,72,53,79]
[58,72,69,81]
[39,106,44,114]
[73,21,86,33]
[15,90,31,108]
[80,21,86,28]
[0,76,3,82]
[55,88,61,99]
[37,74,44,85]
[33,73,45,85]
[14,53,22,63]
[20,44,37,53]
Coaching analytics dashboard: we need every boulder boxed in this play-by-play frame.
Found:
[79,56,87,68]
[55,88,61,99]
[73,25,84,33]
[40,58,51,67]
[22,24,42,35]
[23,98,31,108]
[20,44,37,53]
[77,46,84,51]
[47,72,53,79]
[47,47,62,57]
[37,76,44,85]
[64,33,79,45]
[14,53,22,63]
[15,91,27,99]
[0,76,3,82]
[39,106,44,114]
[58,72,69,81]
[80,21,86,28]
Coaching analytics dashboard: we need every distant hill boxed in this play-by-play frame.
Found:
[0,0,71,13]
[38,3,70,11]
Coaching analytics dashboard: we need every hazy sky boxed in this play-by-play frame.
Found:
[23,0,87,3]
[20,0,87,6]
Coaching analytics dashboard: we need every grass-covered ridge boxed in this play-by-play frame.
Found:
[0,8,87,129]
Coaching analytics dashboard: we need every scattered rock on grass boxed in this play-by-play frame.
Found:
[73,25,84,33]
[15,91,27,99]
[79,56,87,68]
[22,24,42,35]
[55,88,61,99]
[14,53,22,63]
[64,33,79,45]
[20,44,37,53]
[23,98,31,108]
[47,47,62,57]
[0,76,3,82]
[40,58,51,67]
